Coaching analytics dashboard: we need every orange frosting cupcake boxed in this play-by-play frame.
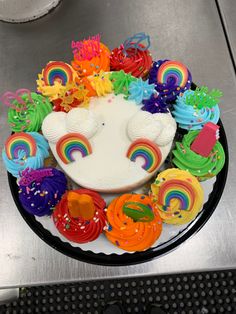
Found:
[105,194,162,252]
[71,42,110,77]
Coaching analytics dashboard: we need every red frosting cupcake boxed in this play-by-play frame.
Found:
[52,189,107,243]
[110,33,153,79]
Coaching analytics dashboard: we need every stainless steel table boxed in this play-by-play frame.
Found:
[218,0,236,63]
[0,0,236,289]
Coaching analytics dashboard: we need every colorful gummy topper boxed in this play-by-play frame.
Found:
[158,179,195,212]
[1,89,33,111]
[19,168,54,186]
[123,201,154,222]
[43,61,74,86]
[56,133,92,164]
[126,139,162,173]
[186,86,223,109]
[157,60,189,87]
[71,34,101,60]
[122,32,151,55]
[190,122,220,157]
[5,132,37,160]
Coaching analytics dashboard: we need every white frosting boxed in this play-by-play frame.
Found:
[44,94,176,192]
[127,111,163,141]
[42,111,67,143]
[153,113,177,146]
[66,108,100,139]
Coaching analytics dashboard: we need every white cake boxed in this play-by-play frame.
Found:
[42,93,176,193]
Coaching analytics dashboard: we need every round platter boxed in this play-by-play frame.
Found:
[7,113,228,266]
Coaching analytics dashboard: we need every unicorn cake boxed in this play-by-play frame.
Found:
[1,33,226,252]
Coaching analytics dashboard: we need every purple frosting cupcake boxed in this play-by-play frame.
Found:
[148,59,192,103]
[18,167,67,216]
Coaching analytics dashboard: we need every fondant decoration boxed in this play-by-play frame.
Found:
[56,133,92,164]
[190,122,220,157]
[71,34,101,60]
[5,132,36,159]
[126,138,162,173]
[43,61,74,86]
[122,32,151,55]
[122,201,155,222]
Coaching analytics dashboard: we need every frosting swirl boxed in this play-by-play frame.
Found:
[53,189,107,243]
[173,90,220,130]
[149,60,192,103]
[105,194,162,252]
[2,132,49,178]
[18,168,67,216]
[110,44,152,78]
[172,130,225,181]
[8,93,52,132]
[150,168,204,224]
[71,43,110,77]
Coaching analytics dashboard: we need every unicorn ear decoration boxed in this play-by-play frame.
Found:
[42,108,99,164]
[127,111,176,146]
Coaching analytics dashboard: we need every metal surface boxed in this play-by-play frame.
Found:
[218,0,236,64]
[0,0,236,288]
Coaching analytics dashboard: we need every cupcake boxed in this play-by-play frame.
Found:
[172,87,221,130]
[105,193,162,252]
[52,189,107,243]
[110,33,153,79]
[7,91,52,132]
[71,35,110,77]
[150,168,204,225]
[18,167,67,216]
[148,60,192,103]
[172,130,225,181]
[2,132,49,178]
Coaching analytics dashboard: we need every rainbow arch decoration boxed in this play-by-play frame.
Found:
[43,61,74,86]
[5,132,36,160]
[157,60,188,88]
[56,133,92,164]
[158,179,195,212]
[126,139,162,173]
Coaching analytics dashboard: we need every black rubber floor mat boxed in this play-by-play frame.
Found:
[1,269,236,314]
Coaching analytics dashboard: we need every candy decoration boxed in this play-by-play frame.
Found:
[1,89,33,111]
[123,201,155,222]
[5,132,37,160]
[186,86,223,109]
[43,61,74,86]
[71,34,101,61]
[190,122,220,157]
[151,169,204,225]
[157,60,189,88]
[56,133,92,164]
[126,139,162,173]
[123,32,151,55]
[67,191,96,220]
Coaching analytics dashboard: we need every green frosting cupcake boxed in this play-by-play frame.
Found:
[8,92,52,132]
[172,130,225,181]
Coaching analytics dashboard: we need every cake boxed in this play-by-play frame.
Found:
[1,33,226,253]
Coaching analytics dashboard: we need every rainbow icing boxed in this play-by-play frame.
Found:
[56,133,92,164]
[5,132,36,160]
[126,139,162,173]
[43,61,74,86]
[157,60,188,88]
